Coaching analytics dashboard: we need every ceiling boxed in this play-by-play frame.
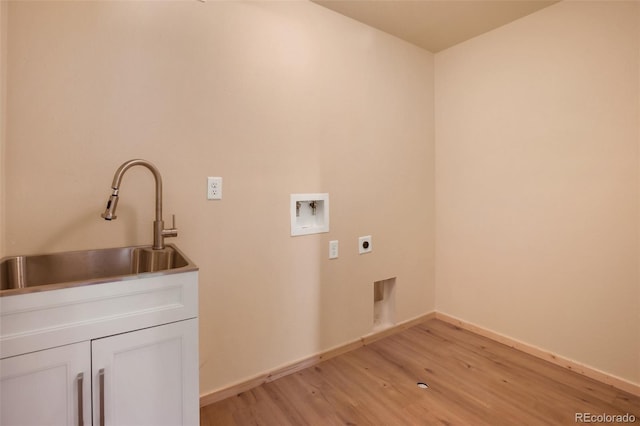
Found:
[311,0,559,53]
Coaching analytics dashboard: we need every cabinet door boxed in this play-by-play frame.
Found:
[92,319,199,426]
[0,342,91,426]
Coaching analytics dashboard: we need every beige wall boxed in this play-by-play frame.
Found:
[5,0,639,396]
[3,1,435,394]
[435,0,640,385]
[0,0,7,259]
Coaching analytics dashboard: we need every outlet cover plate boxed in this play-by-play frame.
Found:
[329,240,339,259]
[207,177,222,200]
[359,235,372,254]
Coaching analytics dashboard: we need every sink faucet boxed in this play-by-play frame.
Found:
[101,159,178,250]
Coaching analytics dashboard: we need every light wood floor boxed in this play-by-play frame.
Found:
[201,319,640,425]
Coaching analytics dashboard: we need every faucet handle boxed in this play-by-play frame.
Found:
[161,214,178,239]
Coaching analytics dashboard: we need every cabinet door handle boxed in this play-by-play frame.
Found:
[99,368,105,426]
[76,373,84,426]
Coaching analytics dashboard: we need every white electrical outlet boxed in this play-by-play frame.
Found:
[207,177,222,200]
[358,235,372,254]
[329,240,339,259]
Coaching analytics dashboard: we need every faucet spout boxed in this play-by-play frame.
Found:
[101,159,177,250]
[101,193,119,220]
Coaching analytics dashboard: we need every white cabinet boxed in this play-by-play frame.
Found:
[0,342,91,426]
[0,271,199,426]
[92,319,199,426]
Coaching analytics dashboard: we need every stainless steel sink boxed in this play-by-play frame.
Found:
[0,244,197,296]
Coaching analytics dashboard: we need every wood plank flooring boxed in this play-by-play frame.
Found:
[200,319,640,425]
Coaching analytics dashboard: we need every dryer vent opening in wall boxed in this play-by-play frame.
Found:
[373,277,396,332]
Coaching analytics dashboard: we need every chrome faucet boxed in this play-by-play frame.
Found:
[101,159,177,250]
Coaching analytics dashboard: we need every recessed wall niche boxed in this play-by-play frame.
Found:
[373,277,396,332]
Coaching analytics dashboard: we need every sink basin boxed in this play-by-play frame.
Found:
[0,244,197,296]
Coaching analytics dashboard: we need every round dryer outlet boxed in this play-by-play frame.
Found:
[358,235,372,254]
